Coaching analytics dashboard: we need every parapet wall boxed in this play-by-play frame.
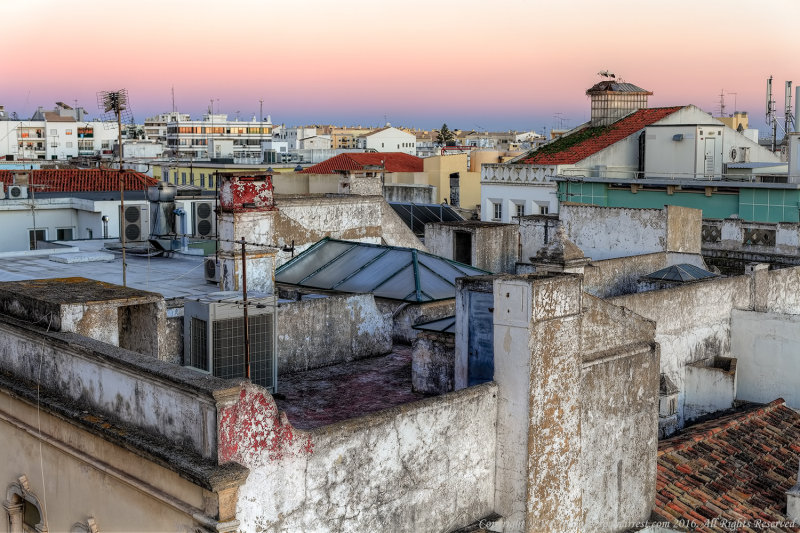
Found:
[227,381,497,532]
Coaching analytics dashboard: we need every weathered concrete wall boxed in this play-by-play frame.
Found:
[583,252,707,298]
[225,382,497,532]
[520,204,702,262]
[411,330,454,394]
[517,215,559,264]
[277,294,392,374]
[425,222,518,273]
[219,195,425,269]
[610,276,751,427]
[561,204,668,261]
[684,358,737,422]
[383,183,437,204]
[580,345,659,531]
[163,314,184,364]
[385,299,455,344]
[753,265,800,314]
[0,316,237,460]
[0,388,219,533]
[703,217,800,258]
[665,205,702,254]
[731,310,800,408]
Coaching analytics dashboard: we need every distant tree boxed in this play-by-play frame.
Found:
[436,123,456,145]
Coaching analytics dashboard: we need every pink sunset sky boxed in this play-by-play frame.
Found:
[2,0,798,134]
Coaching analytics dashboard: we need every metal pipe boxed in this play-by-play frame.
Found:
[240,239,251,380]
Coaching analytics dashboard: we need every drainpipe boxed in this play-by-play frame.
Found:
[174,207,187,252]
[101,215,109,239]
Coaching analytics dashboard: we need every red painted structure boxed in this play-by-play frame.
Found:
[219,172,276,212]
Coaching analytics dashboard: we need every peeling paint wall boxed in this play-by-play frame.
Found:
[583,251,707,298]
[277,294,392,374]
[411,331,454,394]
[520,205,702,262]
[0,319,234,460]
[610,276,750,427]
[425,222,518,273]
[384,299,455,344]
[225,382,497,532]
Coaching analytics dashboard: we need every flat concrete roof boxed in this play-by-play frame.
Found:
[275,345,429,430]
[0,239,216,300]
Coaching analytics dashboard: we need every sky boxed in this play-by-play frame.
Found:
[2,0,798,134]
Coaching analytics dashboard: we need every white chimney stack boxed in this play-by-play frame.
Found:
[789,133,800,183]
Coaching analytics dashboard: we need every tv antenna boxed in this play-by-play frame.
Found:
[97,89,132,286]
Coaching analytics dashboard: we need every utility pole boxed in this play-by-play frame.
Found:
[118,103,126,286]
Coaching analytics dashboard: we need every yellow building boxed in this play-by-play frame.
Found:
[152,162,297,191]
[715,111,749,131]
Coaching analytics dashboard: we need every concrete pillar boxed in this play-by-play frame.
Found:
[492,273,583,533]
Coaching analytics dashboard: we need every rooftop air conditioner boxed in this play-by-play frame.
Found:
[120,204,150,242]
[204,255,220,284]
[183,292,278,392]
[7,185,28,199]
[193,201,216,238]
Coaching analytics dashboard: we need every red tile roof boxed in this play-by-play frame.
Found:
[654,399,800,532]
[518,106,684,165]
[0,169,158,192]
[300,153,423,174]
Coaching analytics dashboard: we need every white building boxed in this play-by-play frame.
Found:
[143,111,190,143]
[272,125,316,150]
[299,135,332,150]
[362,126,416,155]
[481,83,782,223]
[0,104,119,161]
[166,113,273,161]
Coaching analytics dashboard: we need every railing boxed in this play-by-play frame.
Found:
[481,164,555,184]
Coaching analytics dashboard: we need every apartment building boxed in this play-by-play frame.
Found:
[166,113,273,161]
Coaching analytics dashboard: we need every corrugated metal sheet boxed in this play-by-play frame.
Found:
[275,237,490,302]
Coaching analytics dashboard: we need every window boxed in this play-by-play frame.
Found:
[182,172,186,185]
[200,173,206,187]
[515,203,525,217]
[66,129,73,135]
[539,204,549,215]
[29,229,46,250]
[493,202,502,221]
[57,228,73,240]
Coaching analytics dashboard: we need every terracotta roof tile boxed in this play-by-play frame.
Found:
[518,106,684,165]
[299,152,423,174]
[0,169,158,192]
[655,399,800,532]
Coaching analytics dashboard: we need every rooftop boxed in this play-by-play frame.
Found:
[643,263,718,283]
[516,106,683,165]
[586,81,652,94]
[274,345,428,429]
[0,168,158,192]
[654,399,800,530]
[0,277,161,305]
[0,240,213,300]
[300,152,423,174]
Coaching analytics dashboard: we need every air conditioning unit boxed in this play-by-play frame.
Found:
[7,185,28,199]
[193,201,216,239]
[204,255,220,284]
[183,292,278,392]
[119,204,150,242]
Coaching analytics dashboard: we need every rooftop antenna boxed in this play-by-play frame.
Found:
[767,76,777,151]
[171,85,176,113]
[717,89,727,117]
[785,81,795,136]
[597,70,616,79]
[97,89,132,286]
